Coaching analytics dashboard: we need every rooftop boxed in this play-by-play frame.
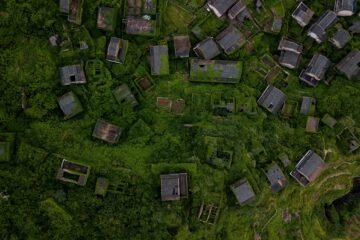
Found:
[189,59,242,83]
[292,2,314,27]
[257,85,287,114]
[193,37,221,60]
[336,49,360,80]
[56,159,90,186]
[57,91,83,119]
[125,18,155,35]
[290,150,326,186]
[112,84,138,109]
[300,96,316,115]
[306,116,320,133]
[265,164,288,192]
[215,26,245,55]
[95,178,109,196]
[231,178,256,205]
[207,0,237,17]
[97,7,116,31]
[278,38,303,53]
[331,29,351,49]
[334,0,356,16]
[302,53,331,81]
[150,45,169,75]
[160,173,188,201]
[59,64,87,86]
[92,119,123,144]
[107,37,129,63]
[173,35,191,58]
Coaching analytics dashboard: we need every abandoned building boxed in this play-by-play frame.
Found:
[336,49,360,80]
[306,116,320,133]
[330,29,351,49]
[349,20,360,33]
[97,7,116,31]
[300,96,316,116]
[291,2,314,27]
[206,0,237,17]
[307,10,338,43]
[334,0,357,16]
[59,0,70,13]
[198,202,220,224]
[290,150,326,186]
[125,18,155,35]
[95,177,109,196]
[127,0,156,15]
[150,45,169,75]
[112,84,138,109]
[107,37,129,63]
[322,114,337,128]
[299,54,331,87]
[160,173,188,201]
[227,0,247,20]
[230,178,256,205]
[0,133,14,162]
[135,76,154,92]
[59,64,87,86]
[67,0,83,25]
[278,38,303,69]
[265,164,288,192]
[173,35,191,58]
[215,26,246,55]
[57,91,83,119]
[257,85,287,114]
[92,119,123,144]
[189,59,242,83]
[56,159,90,186]
[193,37,221,60]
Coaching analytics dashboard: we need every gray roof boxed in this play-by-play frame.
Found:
[334,0,356,16]
[107,37,128,63]
[193,37,221,60]
[160,173,188,201]
[215,26,245,54]
[349,20,360,33]
[59,64,87,86]
[150,45,169,75]
[257,85,287,114]
[317,10,338,29]
[278,38,303,53]
[336,49,360,80]
[231,178,256,205]
[300,96,316,115]
[207,0,237,17]
[174,35,191,58]
[228,0,246,20]
[294,150,326,183]
[59,0,70,13]
[308,10,337,43]
[279,51,301,69]
[265,164,288,192]
[190,59,242,83]
[331,29,351,48]
[303,54,331,81]
[292,2,314,27]
[92,119,122,144]
[58,92,83,118]
[308,24,327,43]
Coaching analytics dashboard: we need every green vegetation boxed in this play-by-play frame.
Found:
[0,0,359,239]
